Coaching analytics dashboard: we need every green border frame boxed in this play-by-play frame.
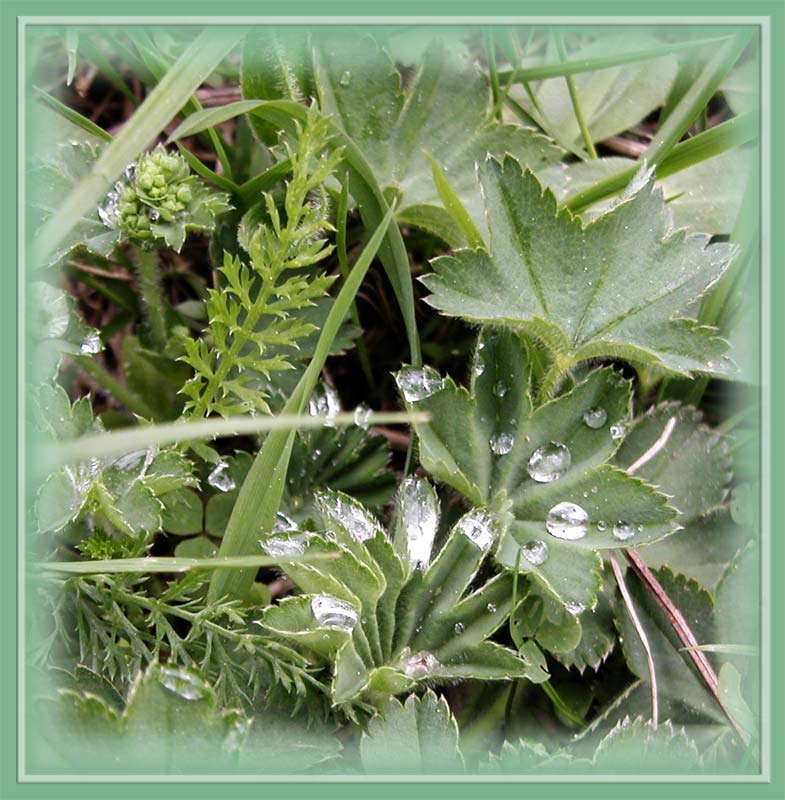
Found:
[2,1,783,797]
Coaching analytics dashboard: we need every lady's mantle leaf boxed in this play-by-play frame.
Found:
[613,403,732,525]
[360,690,464,774]
[315,36,561,245]
[422,156,737,376]
[397,329,677,610]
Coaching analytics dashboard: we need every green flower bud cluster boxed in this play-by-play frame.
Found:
[98,145,231,252]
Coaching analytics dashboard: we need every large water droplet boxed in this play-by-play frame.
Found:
[79,331,102,354]
[353,404,372,430]
[272,511,297,533]
[339,70,352,87]
[583,407,607,429]
[565,601,585,616]
[317,491,382,542]
[612,520,636,541]
[395,366,444,402]
[454,622,465,635]
[311,595,358,631]
[401,650,440,679]
[397,478,439,569]
[308,384,340,426]
[207,461,236,492]
[527,441,571,482]
[490,431,515,455]
[521,539,549,565]
[455,509,496,551]
[261,532,310,557]
[545,502,589,541]
[158,665,210,700]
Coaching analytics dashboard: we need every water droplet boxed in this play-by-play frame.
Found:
[207,461,236,492]
[612,520,636,541]
[707,360,714,369]
[473,360,485,377]
[124,162,137,181]
[610,421,627,440]
[272,512,297,533]
[311,595,358,631]
[565,601,585,616]
[308,383,340,426]
[545,502,589,541]
[493,380,507,398]
[596,520,608,532]
[521,539,549,565]
[395,366,444,402]
[158,665,210,700]
[317,491,382,542]
[591,486,599,494]
[455,509,496,551]
[397,478,439,569]
[401,650,439,678]
[527,442,571,482]
[353,404,372,430]
[339,70,352,87]
[486,602,497,613]
[79,331,102,354]
[490,431,515,455]
[583,407,607,429]
[454,622,465,635]
[261,532,310,557]
[148,208,160,221]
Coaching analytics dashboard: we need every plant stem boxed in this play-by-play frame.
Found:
[624,548,749,744]
[536,353,573,404]
[556,33,597,159]
[75,354,156,419]
[133,245,168,351]
[337,176,374,387]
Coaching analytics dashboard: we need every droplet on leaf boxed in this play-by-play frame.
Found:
[545,501,589,541]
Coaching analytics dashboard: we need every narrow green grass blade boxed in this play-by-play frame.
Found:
[42,410,427,472]
[644,32,752,165]
[564,112,757,213]
[37,553,336,574]
[33,87,113,143]
[497,35,734,82]
[235,158,292,206]
[425,151,484,248]
[31,28,241,268]
[167,100,265,141]
[208,206,396,602]
[176,143,238,193]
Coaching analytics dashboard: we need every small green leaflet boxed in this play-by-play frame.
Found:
[422,157,737,377]
[315,36,562,245]
[396,329,677,611]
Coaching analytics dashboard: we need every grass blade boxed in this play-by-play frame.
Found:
[41,410,428,473]
[33,87,113,143]
[497,35,735,83]
[37,554,337,574]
